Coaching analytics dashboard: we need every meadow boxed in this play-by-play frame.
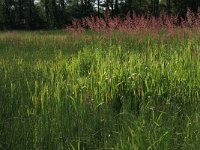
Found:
[0,27,200,149]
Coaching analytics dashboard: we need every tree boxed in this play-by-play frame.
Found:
[97,0,100,16]
[0,0,4,28]
[4,0,11,28]
[28,0,35,28]
[151,0,159,17]
[60,0,65,14]
[51,0,56,26]
[115,0,119,15]
[166,0,171,15]
[43,0,50,26]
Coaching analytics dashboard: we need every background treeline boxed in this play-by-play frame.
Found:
[0,0,200,29]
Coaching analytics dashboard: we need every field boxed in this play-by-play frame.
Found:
[0,30,200,149]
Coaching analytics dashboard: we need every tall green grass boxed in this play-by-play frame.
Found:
[0,31,200,149]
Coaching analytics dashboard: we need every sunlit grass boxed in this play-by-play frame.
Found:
[0,31,200,149]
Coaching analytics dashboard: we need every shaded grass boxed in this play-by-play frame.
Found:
[0,31,200,149]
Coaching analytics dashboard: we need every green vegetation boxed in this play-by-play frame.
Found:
[0,31,200,149]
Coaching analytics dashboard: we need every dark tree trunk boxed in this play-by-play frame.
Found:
[29,0,34,28]
[111,0,114,16]
[155,0,159,17]
[97,0,100,17]
[19,0,23,24]
[87,0,91,15]
[167,0,171,15]
[115,0,118,15]
[60,0,65,24]
[84,0,87,15]
[106,0,110,17]
[4,0,10,27]
[45,0,50,26]
[60,0,65,11]
[52,0,56,26]
[128,0,132,12]
[151,0,159,17]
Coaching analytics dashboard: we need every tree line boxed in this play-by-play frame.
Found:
[0,0,200,29]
